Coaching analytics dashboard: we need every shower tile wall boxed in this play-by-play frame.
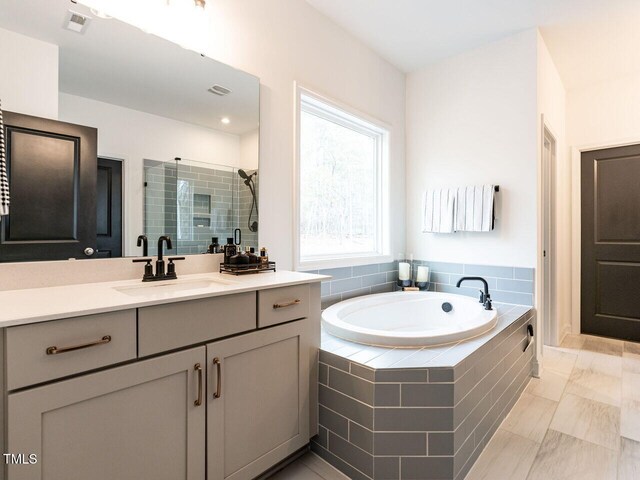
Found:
[144,161,258,256]
[238,169,258,249]
[310,262,534,310]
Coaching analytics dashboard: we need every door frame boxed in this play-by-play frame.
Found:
[97,156,125,257]
[541,123,558,346]
[570,135,640,334]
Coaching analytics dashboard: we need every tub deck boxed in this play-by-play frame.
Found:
[313,303,535,480]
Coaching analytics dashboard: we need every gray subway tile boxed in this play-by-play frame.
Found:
[490,290,533,306]
[425,261,464,274]
[371,282,395,294]
[353,264,380,276]
[322,295,342,310]
[428,367,454,383]
[329,367,374,405]
[374,457,399,480]
[342,287,373,301]
[430,272,451,284]
[450,274,497,289]
[319,385,374,429]
[329,432,374,477]
[319,350,350,372]
[400,456,453,480]
[318,267,353,280]
[386,271,399,283]
[463,264,514,279]
[378,262,398,272]
[319,405,349,439]
[496,278,534,294]
[401,383,454,407]
[311,442,371,480]
[321,281,330,297]
[350,422,374,453]
[375,368,428,383]
[428,432,454,456]
[350,362,375,382]
[514,267,535,281]
[374,407,453,431]
[362,273,388,287]
[331,277,363,294]
[374,384,400,406]
[374,432,426,456]
[315,427,328,449]
[319,363,328,385]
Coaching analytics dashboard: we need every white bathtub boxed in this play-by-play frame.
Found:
[322,291,498,347]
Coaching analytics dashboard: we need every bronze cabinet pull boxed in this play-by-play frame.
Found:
[46,335,112,355]
[273,299,301,309]
[213,357,222,399]
[194,363,203,406]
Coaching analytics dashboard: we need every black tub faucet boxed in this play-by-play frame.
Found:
[456,276,493,310]
[137,235,148,257]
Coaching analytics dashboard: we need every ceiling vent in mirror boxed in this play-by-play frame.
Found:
[208,85,232,96]
[65,10,91,34]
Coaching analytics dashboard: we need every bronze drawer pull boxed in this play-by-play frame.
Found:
[194,363,203,406]
[273,299,301,309]
[46,335,112,355]
[213,357,222,399]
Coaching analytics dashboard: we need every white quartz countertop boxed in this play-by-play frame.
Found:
[0,270,328,328]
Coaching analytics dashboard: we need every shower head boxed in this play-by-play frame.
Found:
[238,169,256,181]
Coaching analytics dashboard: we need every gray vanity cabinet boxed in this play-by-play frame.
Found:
[6,346,207,480]
[206,320,311,480]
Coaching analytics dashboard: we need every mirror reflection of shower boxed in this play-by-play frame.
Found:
[238,169,258,232]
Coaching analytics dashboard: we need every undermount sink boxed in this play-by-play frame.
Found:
[114,277,236,297]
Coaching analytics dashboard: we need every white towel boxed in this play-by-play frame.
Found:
[0,100,8,217]
[455,185,494,232]
[423,188,455,233]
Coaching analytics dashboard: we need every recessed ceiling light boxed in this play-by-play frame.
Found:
[221,117,231,125]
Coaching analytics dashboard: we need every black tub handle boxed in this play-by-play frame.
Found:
[524,324,534,352]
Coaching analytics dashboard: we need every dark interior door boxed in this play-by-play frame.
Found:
[0,111,97,262]
[582,144,640,341]
[96,158,123,258]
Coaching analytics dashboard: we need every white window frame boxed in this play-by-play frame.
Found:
[293,84,391,271]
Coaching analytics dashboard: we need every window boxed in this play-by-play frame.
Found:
[295,87,390,269]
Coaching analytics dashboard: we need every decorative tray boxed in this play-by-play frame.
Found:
[219,262,276,275]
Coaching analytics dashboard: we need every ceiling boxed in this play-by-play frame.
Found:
[0,0,259,135]
[305,0,640,90]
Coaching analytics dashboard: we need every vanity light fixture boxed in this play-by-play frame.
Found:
[74,0,211,52]
[221,117,230,125]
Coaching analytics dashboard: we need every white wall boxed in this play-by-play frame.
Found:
[0,27,58,118]
[537,32,569,343]
[405,29,538,267]
[59,93,242,255]
[202,0,406,270]
[240,129,259,171]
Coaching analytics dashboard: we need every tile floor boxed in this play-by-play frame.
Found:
[273,334,640,480]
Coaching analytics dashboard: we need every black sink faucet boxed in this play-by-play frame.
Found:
[156,235,172,277]
[132,235,184,282]
[137,235,148,257]
[456,276,493,310]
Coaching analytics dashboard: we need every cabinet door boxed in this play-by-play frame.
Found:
[207,321,310,480]
[7,347,206,480]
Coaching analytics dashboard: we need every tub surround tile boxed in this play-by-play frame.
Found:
[315,309,535,480]
[549,393,620,451]
[527,429,618,480]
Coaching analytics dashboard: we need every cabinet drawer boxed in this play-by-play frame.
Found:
[138,292,256,357]
[6,310,136,390]
[258,285,309,328]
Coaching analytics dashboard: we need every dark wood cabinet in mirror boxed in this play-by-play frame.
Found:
[0,0,259,262]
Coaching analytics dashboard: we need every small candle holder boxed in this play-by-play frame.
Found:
[414,264,431,291]
[415,281,430,291]
[397,279,414,288]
